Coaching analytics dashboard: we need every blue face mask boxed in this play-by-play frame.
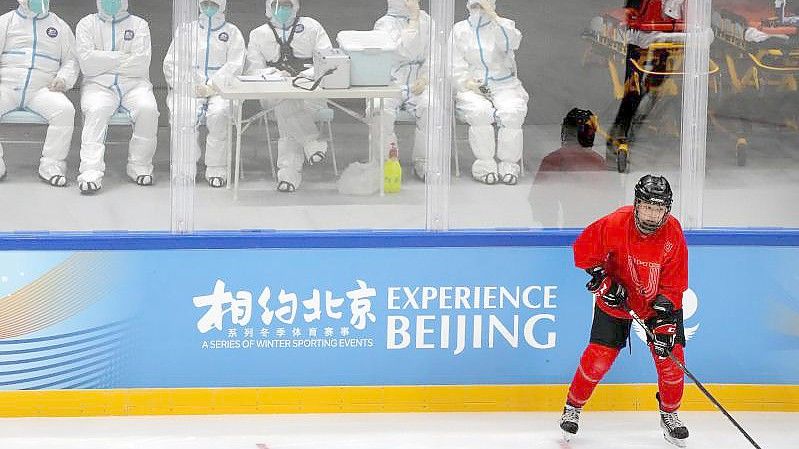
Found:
[201,3,219,17]
[100,0,122,16]
[273,5,294,25]
[28,0,49,15]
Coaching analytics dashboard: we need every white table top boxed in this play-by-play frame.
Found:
[218,78,403,100]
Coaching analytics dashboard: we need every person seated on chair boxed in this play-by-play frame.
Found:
[371,0,431,181]
[164,0,245,188]
[452,0,529,186]
[75,0,160,194]
[245,0,332,193]
[0,0,78,187]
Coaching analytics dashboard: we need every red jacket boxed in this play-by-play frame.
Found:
[573,206,688,320]
[626,0,686,32]
[535,145,607,177]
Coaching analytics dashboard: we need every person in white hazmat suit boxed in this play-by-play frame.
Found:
[453,0,529,186]
[246,0,331,193]
[0,0,78,186]
[163,0,245,188]
[372,0,431,180]
[74,0,159,194]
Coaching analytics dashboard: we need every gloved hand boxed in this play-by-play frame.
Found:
[464,79,484,94]
[48,77,66,92]
[585,266,627,308]
[406,0,420,22]
[411,77,428,95]
[479,0,500,22]
[194,83,217,98]
[651,294,675,315]
[649,315,677,358]
[649,294,677,358]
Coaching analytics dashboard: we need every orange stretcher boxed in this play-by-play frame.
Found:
[711,1,798,165]
[582,8,720,172]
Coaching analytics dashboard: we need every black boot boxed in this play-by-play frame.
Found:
[559,404,581,441]
[657,393,689,447]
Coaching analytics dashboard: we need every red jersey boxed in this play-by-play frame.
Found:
[573,206,688,320]
[535,145,607,177]
[625,0,686,32]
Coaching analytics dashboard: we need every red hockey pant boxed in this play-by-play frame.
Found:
[566,342,685,412]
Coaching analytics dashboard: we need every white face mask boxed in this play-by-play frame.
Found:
[200,1,220,17]
[100,0,122,16]
[273,4,294,24]
[28,0,50,15]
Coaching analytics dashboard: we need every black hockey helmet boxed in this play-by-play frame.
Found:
[561,108,598,148]
[635,174,673,208]
[634,174,673,234]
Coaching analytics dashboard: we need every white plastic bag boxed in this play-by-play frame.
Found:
[337,161,381,195]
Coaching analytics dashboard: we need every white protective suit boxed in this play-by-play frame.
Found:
[75,0,159,191]
[0,0,78,186]
[163,0,246,187]
[453,0,529,185]
[246,0,332,192]
[776,0,799,24]
[372,0,431,180]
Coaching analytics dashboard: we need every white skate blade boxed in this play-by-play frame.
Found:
[663,431,687,447]
[561,430,574,442]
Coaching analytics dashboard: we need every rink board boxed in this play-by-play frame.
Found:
[0,230,797,415]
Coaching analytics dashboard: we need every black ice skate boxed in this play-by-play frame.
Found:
[559,404,581,441]
[656,393,688,447]
[660,410,689,447]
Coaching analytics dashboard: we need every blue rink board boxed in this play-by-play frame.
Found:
[0,229,796,390]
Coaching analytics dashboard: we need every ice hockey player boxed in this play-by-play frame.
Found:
[559,174,690,447]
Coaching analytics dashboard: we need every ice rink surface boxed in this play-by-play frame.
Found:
[0,411,794,449]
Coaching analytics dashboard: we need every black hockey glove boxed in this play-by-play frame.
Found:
[585,266,607,291]
[651,294,675,315]
[650,316,677,358]
[585,266,628,308]
[650,295,677,358]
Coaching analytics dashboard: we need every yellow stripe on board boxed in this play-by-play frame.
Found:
[0,384,796,417]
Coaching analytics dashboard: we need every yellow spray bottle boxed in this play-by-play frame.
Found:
[384,142,402,193]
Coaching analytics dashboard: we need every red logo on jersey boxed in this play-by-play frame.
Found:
[654,323,676,335]
[627,256,661,299]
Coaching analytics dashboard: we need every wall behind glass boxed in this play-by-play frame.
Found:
[448,0,684,229]
[190,1,432,231]
[7,1,790,232]
[0,0,173,232]
[705,0,799,227]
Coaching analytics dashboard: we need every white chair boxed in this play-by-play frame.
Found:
[108,111,133,127]
[394,108,462,177]
[193,113,236,189]
[1,108,132,141]
[0,109,134,183]
[258,107,338,180]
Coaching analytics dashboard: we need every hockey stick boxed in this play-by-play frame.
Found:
[623,305,763,449]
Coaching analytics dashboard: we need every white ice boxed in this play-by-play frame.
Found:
[0,411,794,449]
